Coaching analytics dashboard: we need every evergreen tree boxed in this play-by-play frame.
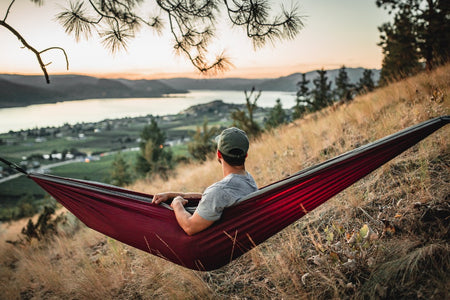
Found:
[188,118,220,162]
[110,152,132,186]
[231,87,262,137]
[378,6,421,85]
[293,73,310,119]
[265,99,287,129]
[376,0,449,76]
[429,1,450,67]
[334,66,354,102]
[416,0,450,69]
[357,69,376,94]
[135,118,172,178]
[311,69,333,110]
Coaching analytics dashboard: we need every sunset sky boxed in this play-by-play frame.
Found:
[0,0,392,79]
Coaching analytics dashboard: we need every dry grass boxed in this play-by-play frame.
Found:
[1,64,449,299]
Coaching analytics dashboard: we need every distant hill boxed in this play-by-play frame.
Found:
[161,68,380,92]
[0,68,379,108]
[0,74,187,108]
[158,77,266,91]
[0,78,62,107]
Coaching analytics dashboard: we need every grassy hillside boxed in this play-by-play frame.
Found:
[0,65,449,299]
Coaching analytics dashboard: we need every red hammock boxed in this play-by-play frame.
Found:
[3,116,448,271]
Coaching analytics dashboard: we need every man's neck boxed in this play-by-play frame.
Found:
[222,163,246,177]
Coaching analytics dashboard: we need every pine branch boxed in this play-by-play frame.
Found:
[0,20,68,83]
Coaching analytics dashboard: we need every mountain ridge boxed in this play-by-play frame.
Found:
[0,74,187,108]
[0,68,380,108]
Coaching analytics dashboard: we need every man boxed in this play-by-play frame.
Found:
[152,127,258,235]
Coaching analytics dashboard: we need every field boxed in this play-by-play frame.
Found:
[0,65,449,299]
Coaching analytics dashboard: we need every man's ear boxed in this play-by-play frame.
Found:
[217,150,222,159]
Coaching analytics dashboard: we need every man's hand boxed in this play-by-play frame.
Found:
[171,196,188,208]
[152,192,174,204]
[170,196,214,235]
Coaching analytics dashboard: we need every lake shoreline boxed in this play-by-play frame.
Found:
[0,90,296,134]
[0,91,190,109]
[1,100,248,135]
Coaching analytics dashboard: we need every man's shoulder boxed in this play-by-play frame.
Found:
[228,172,257,188]
[203,179,230,195]
[206,174,234,188]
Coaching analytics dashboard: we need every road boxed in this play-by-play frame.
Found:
[0,148,140,184]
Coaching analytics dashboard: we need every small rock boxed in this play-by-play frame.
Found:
[308,255,325,266]
[301,273,310,285]
[343,259,357,270]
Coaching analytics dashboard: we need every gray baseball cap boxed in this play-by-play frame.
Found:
[215,127,249,157]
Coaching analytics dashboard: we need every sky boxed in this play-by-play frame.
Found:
[0,0,392,79]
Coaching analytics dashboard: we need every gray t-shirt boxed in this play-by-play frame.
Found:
[195,172,258,221]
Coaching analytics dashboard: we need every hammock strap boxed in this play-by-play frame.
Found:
[0,157,28,175]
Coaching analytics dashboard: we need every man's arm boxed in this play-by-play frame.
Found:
[152,192,202,204]
[171,196,214,236]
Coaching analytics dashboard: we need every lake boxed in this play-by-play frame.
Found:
[0,90,296,133]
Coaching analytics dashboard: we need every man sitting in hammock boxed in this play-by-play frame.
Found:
[152,127,258,235]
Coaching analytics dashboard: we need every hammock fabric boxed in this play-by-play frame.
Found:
[2,116,448,271]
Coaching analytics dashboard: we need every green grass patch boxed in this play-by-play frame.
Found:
[0,150,140,220]
[0,175,46,204]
